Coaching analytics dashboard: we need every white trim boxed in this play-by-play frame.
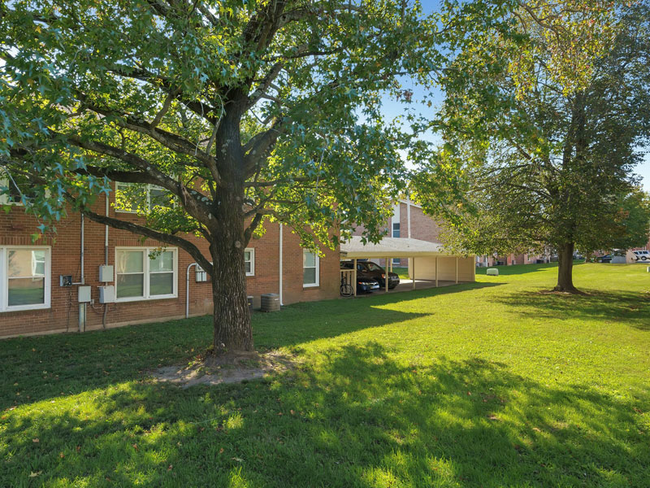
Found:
[114,182,174,214]
[302,250,320,288]
[0,174,24,206]
[0,246,51,313]
[398,198,422,209]
[115,247,178,302]
[244,248,255,277]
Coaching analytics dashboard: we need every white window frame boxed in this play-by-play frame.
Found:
[303,250,320,288]
[0,246,51,313]
[0,173,24,206]
[115,183,174,214]
[244,248,255,277]
[115,247,178,302]
[392,222,401,238]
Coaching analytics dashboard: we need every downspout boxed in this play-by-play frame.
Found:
[407,200,411,238]
[186,262,198,318]
[279,223,283,306]
[79,214,86,332]
[102,194,109,329]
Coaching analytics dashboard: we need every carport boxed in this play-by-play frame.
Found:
[340,236,475,296]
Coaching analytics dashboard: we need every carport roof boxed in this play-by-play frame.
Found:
[340,236,458,259]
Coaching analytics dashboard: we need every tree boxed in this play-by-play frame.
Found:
[604,188,650,252]
[414,1,650,292]
[0,0,452,354]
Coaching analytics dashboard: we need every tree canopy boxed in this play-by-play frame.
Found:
[414,1,650,292]
[0,0,457,352]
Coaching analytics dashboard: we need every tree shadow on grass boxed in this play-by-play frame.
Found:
[493,288,650,330]
[0,306,430,410]
[254,282,502,350]
[2,342,647,487]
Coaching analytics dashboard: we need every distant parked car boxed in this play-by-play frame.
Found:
[597,254,612,263]
[632,250,650,262]
[341,261,400,290]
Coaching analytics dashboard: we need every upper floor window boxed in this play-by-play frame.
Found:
[392,222,401,238]
[0,246,51,312]
[303,250,319,287]
[0,172,28,206]
[115,247,177,301]
[115,183,174,213]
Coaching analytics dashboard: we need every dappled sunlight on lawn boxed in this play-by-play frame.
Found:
[494,288,650,331]
[2,343,647,486]
[1,263,650,486]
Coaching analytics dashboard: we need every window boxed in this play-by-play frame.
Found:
[0,173,26,205]
[391,203,401,237]
[0,246,51,312]
[115,183,174,213]
[244,248,255,277]
[115,248,177,301]
[303,250,319,287]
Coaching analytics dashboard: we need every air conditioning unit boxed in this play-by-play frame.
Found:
[195,266,208,282]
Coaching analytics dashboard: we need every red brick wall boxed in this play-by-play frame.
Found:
[0,191,340,339]
[407,205,442,243]
[349,202,444,268]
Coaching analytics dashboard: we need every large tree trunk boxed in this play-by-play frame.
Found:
[208,102,254,354]
[554,242,578,293]
[209,187,254,354]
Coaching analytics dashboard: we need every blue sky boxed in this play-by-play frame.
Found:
[379,1,650,192]
[380,89,650,193]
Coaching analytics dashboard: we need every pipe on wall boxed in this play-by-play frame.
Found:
[102,193,109,329]
[279,223,283,306]
[79,214,86,332]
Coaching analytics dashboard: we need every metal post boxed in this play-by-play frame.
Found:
[353,258,357,296]
[385,257,389,292]
[435,256,439,287]
[412,257,416,290]
[473,255,476,282]
[186,262,198,318]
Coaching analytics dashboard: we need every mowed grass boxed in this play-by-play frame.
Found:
[1,263,649,487]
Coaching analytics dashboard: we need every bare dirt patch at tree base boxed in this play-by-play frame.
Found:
[150,351,294,388]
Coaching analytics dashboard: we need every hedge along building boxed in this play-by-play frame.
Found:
[0,181,340,339]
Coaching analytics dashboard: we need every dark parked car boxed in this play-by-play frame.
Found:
[597,254,612,263]
[341,261,400,290]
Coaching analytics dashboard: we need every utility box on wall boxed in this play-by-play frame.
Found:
[99,285,115,304]
[78,286,92,303]
[99,265,114,282]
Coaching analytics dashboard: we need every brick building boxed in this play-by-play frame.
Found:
[352,199,443,267]
[0,182,339,339]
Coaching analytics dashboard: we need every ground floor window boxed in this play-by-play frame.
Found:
[0,246,51,312]
[115,247,177,301]
[303,250,319,287]
[244,248,255,276]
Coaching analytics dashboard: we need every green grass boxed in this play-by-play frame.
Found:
[1,263,649,487]
[392,266,410,280]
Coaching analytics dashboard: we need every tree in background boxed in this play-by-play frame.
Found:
[415,1,650,292]
[604,189,650,253]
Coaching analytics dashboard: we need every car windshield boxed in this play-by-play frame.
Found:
[365,262,383,272]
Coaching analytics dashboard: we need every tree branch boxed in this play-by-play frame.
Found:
[80,204,214,276]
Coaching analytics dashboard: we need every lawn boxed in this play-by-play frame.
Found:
[1,263,649,487]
